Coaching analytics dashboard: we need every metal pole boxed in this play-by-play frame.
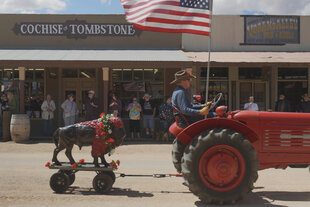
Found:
[205,0,214,105]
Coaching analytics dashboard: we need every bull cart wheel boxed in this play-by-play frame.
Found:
[105,171,116,184]
[93,173,113,194]
[182,128,259,205]
[50,172,70,193]
[62,170,75,186]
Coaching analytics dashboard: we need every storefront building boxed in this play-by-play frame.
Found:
[0,14,310,137]
[183,15,310,112]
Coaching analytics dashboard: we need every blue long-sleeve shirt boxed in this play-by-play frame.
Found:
[172,86,203,123]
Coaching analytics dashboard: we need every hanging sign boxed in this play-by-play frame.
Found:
[12,19,142,39]
[243,16,300,45]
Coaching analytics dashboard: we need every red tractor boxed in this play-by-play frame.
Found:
[170,93,310,204]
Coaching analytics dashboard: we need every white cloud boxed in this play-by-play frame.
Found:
[100,0,112,5]
[213,0,310,15]
[0,0,67,13]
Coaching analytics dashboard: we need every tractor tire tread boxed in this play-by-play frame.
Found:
[182,128,259,205]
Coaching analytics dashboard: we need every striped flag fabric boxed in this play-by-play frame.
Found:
[120,0,211,36]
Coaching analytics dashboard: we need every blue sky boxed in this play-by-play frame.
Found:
[0,0,310,15]
[59,0,124,14]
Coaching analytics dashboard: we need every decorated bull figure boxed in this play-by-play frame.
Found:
[52,113,126,167]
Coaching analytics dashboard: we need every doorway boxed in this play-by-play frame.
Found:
[239,81,269,111]
[62,69,97,122]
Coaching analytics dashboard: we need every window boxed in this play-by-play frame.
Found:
[112,68,164,117]
[278,68,307,80]
[24,69,45,117]
[62,69,78,78]
[239,68,262,80]
[80,69,96,79]
[278,68,308,112]
[200,67,229,106]
[0,68,20,113]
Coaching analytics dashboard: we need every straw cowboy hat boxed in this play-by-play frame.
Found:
[170,70,196,84]
[143,93,152,98]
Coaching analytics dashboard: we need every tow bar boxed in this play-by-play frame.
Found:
[117,173,183,178]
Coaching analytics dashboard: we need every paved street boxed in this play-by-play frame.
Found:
[0,140,310,207]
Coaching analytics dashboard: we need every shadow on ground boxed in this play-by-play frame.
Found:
[194,190,310,207]
[64,186,154,198]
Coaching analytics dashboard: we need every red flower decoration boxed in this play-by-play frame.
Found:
[79,159,85,163]
[100,112,105,118]
[107,138,115,143]
[116,160,120,165]
[110,161,118,170]
[99,122,104,129]
[72,163,77,168]
[45,162,51,167]
[100,131,107,136]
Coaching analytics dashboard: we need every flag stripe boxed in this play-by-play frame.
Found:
[128,10,210,24]
[139,17,210,27]
[136,21,210,32]
[127,8,210,22]
[134,23,210,36]
[123,0,178,10]
[121,0,211,36]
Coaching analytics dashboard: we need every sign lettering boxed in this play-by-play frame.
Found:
[13,19,141,39]
[243,16,300,45]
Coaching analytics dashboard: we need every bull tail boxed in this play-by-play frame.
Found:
[53,128,60,147]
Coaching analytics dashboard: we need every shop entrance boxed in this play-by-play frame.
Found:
[239,81,269,111]
[62,69,97,122]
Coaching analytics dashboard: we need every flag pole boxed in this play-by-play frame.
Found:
[205,0,214,106]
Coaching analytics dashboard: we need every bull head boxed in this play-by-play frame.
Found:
[110,116,126,147]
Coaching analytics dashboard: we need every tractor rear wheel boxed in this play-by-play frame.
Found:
[182,128,258,204]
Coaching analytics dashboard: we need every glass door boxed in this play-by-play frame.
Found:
[239,81,268,111]
[62,68,97,124]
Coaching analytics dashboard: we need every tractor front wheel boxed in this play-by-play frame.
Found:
[182,128,258,204]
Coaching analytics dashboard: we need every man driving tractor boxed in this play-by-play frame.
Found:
[171,70,212,128]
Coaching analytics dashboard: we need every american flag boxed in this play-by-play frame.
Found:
[120,0,211,36]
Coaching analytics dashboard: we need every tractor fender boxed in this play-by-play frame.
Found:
[176,117,259,145]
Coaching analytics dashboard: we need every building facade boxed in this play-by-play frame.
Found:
[0,14,309,137]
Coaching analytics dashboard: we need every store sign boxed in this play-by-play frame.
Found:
[244,16,300,45]
[12,19,142,39]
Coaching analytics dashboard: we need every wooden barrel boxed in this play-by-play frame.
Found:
[10,114,30,142]
[2,111,12,141]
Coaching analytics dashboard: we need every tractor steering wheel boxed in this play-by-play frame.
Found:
[209,93,223,111]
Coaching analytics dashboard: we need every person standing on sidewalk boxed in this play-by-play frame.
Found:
[61,94,78,126]
[244,96,259,111]
[126,97,142,140]
[141,93,156,138]
[85,90,99,121]
[41,94,56,137]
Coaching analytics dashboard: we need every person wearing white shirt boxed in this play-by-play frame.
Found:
[244,96,259,111]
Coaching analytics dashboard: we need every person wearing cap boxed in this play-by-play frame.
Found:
[171,70,212,128]
[141,93,156,138]
[193,95,202,105]
[85,90,99,121]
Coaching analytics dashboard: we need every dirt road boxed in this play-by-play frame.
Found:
[1,140,310,207]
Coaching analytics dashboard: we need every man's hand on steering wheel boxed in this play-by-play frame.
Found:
[201,101,212,108]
